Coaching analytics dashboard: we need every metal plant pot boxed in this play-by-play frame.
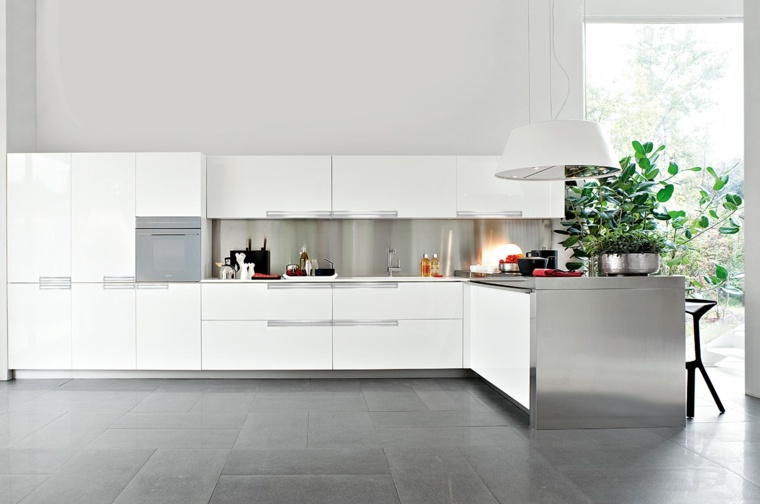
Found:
[598,253,660,276]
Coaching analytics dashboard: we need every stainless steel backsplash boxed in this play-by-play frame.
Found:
[212,219,553,277]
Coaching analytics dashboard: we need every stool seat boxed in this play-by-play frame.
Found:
[685,298,725,418]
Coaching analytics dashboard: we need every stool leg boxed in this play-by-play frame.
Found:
[686,363,696,418]
[698,363,726,414]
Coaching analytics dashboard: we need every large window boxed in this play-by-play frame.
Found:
[586,23,744,348]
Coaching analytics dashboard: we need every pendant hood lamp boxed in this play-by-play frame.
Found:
[495,0,620,182]
[494,120,620,181]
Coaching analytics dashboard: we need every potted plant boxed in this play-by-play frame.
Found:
[587,229,666,276]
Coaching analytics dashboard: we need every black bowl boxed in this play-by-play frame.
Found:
[518,257,547,276]
[315,268,336,276]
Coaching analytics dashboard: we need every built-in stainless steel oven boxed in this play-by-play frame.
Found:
[136,217,201,282]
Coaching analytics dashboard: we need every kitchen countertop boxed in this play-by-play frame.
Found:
[202,276,464,283]
[471,275,684,291]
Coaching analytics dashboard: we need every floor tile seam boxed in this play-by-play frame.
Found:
[659,434,760,487]
[100,447,159,504]
[454,446,509,504]
[6,410,70,448]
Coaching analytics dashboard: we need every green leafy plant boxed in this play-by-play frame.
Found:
[556,141,743,299]
[587,229,666,256]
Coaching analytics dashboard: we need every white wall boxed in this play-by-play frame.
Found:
[35,0,531,155]
[7,0,35,152]
[745,2,760,398]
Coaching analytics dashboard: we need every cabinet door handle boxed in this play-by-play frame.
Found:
[266,211,333,218]
[39,277,71,289]
[333,319,398,327]
[267,320,333,327]
[104,276,136,283]
[331,211,398,218]
[103,283,136,290]
[333,282,398,289]
[136,283,170,289]
[267,283,332,290]
[456,210,523,218]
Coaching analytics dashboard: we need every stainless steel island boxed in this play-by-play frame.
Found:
[467,276,686,429]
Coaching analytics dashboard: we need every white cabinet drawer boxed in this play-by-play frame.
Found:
[206,156,332,218]
[202,321,333,370]
[202,283,332,320]
[333,319,462,370]
[333,282,462,320]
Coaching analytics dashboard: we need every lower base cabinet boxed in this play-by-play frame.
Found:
[8,284,72,369]
[333,319,463,370]
[202,321,333,370]
[72,284,136,369]
[469,284,530,408]
[136,283,201,370]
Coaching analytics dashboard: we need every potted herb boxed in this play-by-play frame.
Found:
[587,229,666,276]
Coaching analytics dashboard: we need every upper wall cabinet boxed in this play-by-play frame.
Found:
[456,156,564,219]
[7,153,71,282]
[71,153,136,282]
[332,156,457,218]
[207,156,332,219]
[136,152,206,217]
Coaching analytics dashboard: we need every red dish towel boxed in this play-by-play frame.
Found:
[532,269,582,277]
[252,273,282,279]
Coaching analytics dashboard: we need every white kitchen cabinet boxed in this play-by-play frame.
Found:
[136,283,201,370]
[72,283,136,370]
[456,156,564,219]
[206,156,332,218]
[136,152,205,217]
[469,283,530,408]
[202,282,332,321]
[71,153,136,282]
[7,153,71,282]
[333,319,462,369]
[202,321,333,370]
[8,284,72,369]
[332,282,462,320]
[332,156,457,218]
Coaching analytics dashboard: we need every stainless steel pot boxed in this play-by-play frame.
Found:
[598,253,660,276]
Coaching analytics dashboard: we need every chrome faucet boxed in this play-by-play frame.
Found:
[387,248,401,277]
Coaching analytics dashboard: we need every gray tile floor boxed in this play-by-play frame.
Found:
[0,365,756,504]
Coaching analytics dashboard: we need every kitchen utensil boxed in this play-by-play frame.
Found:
[518,257,548,276]
[499,263,519,273]
[315,258,335,276]
[530,248,558,269]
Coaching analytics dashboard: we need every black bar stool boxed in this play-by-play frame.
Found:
[685,299,726,418]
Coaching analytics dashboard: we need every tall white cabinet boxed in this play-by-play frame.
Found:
[7,153,71,282]
[7,154,72,369]
[71,153,136,282]
[136,152,205,217]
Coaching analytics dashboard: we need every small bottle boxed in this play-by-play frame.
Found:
[430,253,440,276]
[420,253,431,277]
[299,245,310,272]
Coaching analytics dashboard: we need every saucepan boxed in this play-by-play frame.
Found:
[518,257,548,276]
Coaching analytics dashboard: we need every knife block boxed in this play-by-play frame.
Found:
[230,249,270,275]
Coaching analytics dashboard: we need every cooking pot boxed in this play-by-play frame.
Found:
[528,248,557,270]
[518,257,548,276]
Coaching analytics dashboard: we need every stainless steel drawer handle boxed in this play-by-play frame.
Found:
[39,277,71,289]
[267,283,333,290]
[267,320,333,327]
[456,210,523,218]
[136,283,170,289]
[266,211,333,218]
[331,211,398,218]
[333,282,398,289]
[333,319,399,327]
[39,284,71,290]
[104,276,136,283]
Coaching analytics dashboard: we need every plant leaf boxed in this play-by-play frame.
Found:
[698,216,709,228]
[715,264,728,281]
[719,226,740,234]
[667,162,679,175]
[721,285,743,296]
[656,184,674,202]
[706,166,718,179]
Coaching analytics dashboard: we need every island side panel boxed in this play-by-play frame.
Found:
[532,284,685,429]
